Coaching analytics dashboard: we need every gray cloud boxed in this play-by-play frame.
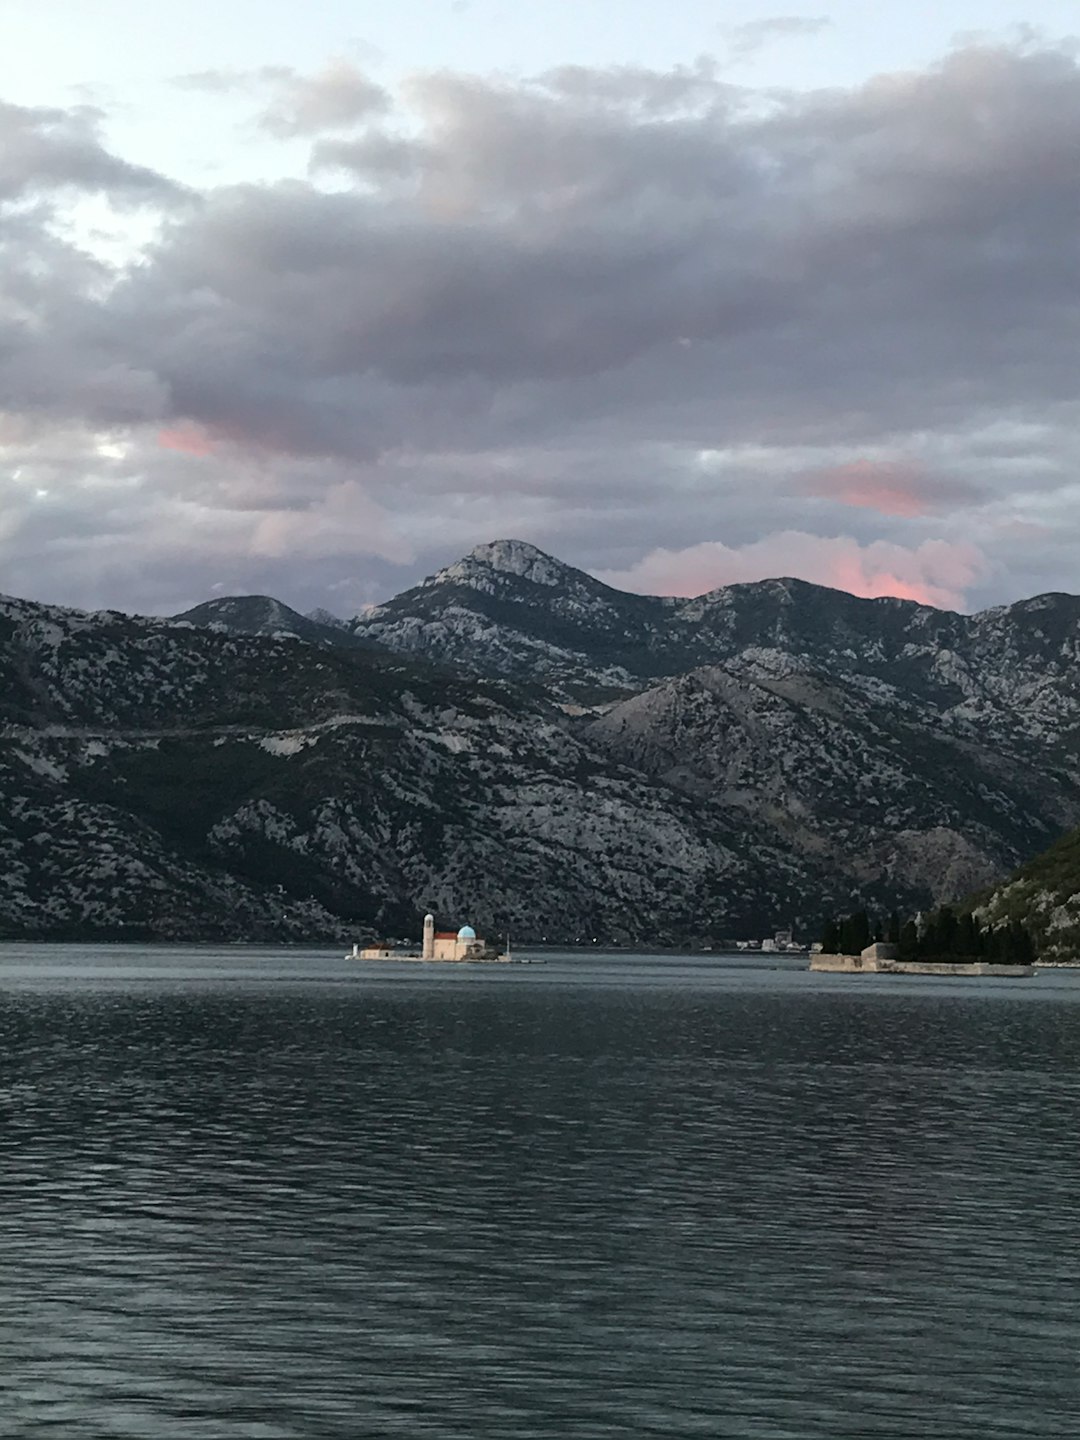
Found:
[5,41,1080,613]
[257,60,390,138]
[172,68,267,95]
[0,99,179,202]
[172,61,388,136]
[724,15,832,61]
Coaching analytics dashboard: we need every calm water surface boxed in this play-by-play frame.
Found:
[1,945,1078,1439]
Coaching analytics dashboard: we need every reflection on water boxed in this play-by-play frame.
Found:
[1,945,1079,1438]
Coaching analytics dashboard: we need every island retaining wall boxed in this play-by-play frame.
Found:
[810,954,1034,977]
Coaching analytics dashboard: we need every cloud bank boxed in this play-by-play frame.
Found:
[596,534,987,611]
[3,38,1080,614]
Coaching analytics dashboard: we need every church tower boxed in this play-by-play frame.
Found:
[422,913,435,960]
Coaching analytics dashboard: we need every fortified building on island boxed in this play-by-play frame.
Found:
[351,914,506,963]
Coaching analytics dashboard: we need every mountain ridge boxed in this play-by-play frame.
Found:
[172,594,377,651]
[6,540,1080,943]
[1,587,830,942]
[350,540,1080,721]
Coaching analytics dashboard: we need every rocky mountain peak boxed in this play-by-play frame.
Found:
[427,538,584,593]
[306,606,348,631]
[171,595,372,650]
[174,595,300,629]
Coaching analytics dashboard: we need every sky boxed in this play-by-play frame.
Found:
[3,3,1080,616]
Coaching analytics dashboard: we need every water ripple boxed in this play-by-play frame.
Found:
[1,946,1079,1437]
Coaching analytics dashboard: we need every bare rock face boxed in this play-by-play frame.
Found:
[6,538,1080,941]
[352,540,1080,911]
[586,664,1074,907]
[0,591,830,943]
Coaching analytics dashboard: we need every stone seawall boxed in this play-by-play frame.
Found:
[810,954,1035,977]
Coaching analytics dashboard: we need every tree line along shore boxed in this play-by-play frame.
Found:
[819,906,1037,966]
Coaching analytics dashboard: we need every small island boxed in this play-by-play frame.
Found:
[810,906,1037,977]
[347,914,514,963]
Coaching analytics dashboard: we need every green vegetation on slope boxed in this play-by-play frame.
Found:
[972,824,1080,961]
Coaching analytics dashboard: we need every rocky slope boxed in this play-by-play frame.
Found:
[8,538,1080,942]
[354,541,1080,725]
[352,539,679,701]
[586,662,1076,905]
[173,595,375,651]
[974,825,1080,961]
[1,592,830,943]
[349,540,1080,904]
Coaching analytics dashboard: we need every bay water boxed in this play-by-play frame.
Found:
[1,945,1078,1438]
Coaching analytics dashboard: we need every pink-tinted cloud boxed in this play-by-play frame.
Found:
[594,532,988,611]
[157,424,217,457]
[797,459,978,518]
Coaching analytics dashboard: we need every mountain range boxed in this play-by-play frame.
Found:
[4,538,1080,944]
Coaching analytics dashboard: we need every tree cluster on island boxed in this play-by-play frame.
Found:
[818,906,1037,965]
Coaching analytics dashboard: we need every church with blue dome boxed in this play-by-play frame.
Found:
[351,915,504,962]
[423,916,493,961]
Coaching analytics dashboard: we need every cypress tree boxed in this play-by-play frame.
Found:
[971,915,986,956]
[899,919,918,959]
[852,910,871,953]
[1006,921,1035,965]
[957,912,978,960]
[820,918,840,954]
[937,906,959,957]
[887,911,901,944]
[918,911,937,957]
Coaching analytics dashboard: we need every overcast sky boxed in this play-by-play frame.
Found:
[4,3,1080,616]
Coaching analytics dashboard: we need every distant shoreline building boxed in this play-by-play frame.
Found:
[739,928,807,954]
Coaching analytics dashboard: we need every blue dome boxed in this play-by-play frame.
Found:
[457,925,477,940]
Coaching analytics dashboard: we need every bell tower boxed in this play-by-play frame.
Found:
[422,913,435,960]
